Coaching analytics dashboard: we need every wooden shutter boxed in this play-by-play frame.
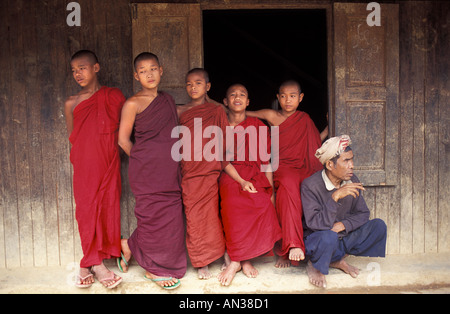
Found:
[334,3,399,186]
[131,3,203,104]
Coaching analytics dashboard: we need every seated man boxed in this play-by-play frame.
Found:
[301,135,387,288]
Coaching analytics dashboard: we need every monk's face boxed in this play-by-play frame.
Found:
[327,150,355,182]
[186,72,210,100]
[71,56,100,87]
[277,85,304,113]
[223,84,249,113]
[134,58,163,90]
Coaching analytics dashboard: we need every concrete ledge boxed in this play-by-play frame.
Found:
[1,253,449,294]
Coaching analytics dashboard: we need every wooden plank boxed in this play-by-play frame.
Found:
[423,1,440,254]
[437,2,450,253]
[9,0,34,267]
[0,1,18,268]
[398,1,416,254]
[24,0,47,267]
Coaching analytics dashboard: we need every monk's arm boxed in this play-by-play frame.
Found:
[263,164,275,205]
[223,164,257,193]
[118,100,136,156]
[64,98,75,137]
[246,109,279,125]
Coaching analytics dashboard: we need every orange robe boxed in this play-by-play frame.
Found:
[219,117,281,261]
[273,111,323,259]
[69,86,125,268]
[179,103,228,268]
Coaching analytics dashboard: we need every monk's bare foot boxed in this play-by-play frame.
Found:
[330,259,359,278]
[218,261,241,286]
[289,247,305,261]
[197,265,212,280]
[275,255,291,268]
[306,260,327,288]
[92,263,122,289]
[221,251,231,271]
[242,260,258,278]
[144,272,180,288]
[119,238,132,272]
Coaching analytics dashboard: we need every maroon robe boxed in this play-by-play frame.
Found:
[179,103,228,268]
[128,91,187,278]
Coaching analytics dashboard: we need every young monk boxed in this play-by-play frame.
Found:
[246,80,323,268]
[218,84,282,286]
[117,52,186,290]
[176,68,229,280]
[64,50,124,289]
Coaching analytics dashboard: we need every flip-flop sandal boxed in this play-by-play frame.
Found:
[75,273,94,288]
[93,270,123,289]
[144,275,181,290]
[117,252,129,273]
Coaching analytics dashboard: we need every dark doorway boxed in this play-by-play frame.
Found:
[203,9,328,132]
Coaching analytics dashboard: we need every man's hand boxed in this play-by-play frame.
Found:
[331,222,345,233]
[331,183,365,202]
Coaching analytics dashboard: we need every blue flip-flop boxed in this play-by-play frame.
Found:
[144,275,181,290]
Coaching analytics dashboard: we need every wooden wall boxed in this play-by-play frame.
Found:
[0,0,134,268]
[0,0,448,268]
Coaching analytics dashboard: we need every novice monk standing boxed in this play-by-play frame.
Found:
[118,52,186,290]
[246,80,323,268]
[64,50,125,289]
[176,68,229,279]
[218,84,282,286]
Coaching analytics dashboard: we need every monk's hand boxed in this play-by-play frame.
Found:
[241,180,258,193]
[331,183,365,202]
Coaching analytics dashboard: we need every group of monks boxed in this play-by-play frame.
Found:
[65,50,329,290]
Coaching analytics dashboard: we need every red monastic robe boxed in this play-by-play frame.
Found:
[179,103,228,268]
[273,111,323,259]
[219,117,281,261]
[69,86,125,268]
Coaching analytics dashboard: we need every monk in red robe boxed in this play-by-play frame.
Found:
[218,84,282,286]
[176,68,228,280]
[64,50,124,289]
[246,80,323,268]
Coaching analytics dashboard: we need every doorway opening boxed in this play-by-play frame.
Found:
[203,9,328,133]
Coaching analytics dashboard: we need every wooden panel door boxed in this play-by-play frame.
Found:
[334,3,399,186]
[131,3,203,104]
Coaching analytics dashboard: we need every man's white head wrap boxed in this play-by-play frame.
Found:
[315,135,352,165]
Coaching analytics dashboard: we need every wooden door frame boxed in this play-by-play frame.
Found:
[198,2,335,135]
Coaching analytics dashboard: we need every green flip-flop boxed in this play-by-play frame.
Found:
[143,275,181,290]
[116,252,129,273]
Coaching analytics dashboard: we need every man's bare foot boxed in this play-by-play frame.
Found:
[118,238,132,272]
[242,260,258,278]
[330,258,359,278]
[275,255,291,268]
[144,272,180,289]
[92,263,122,289]
[197,265,212,280]
[306,260,327,288]
[218,261,241,286]
[289,247,305,261]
